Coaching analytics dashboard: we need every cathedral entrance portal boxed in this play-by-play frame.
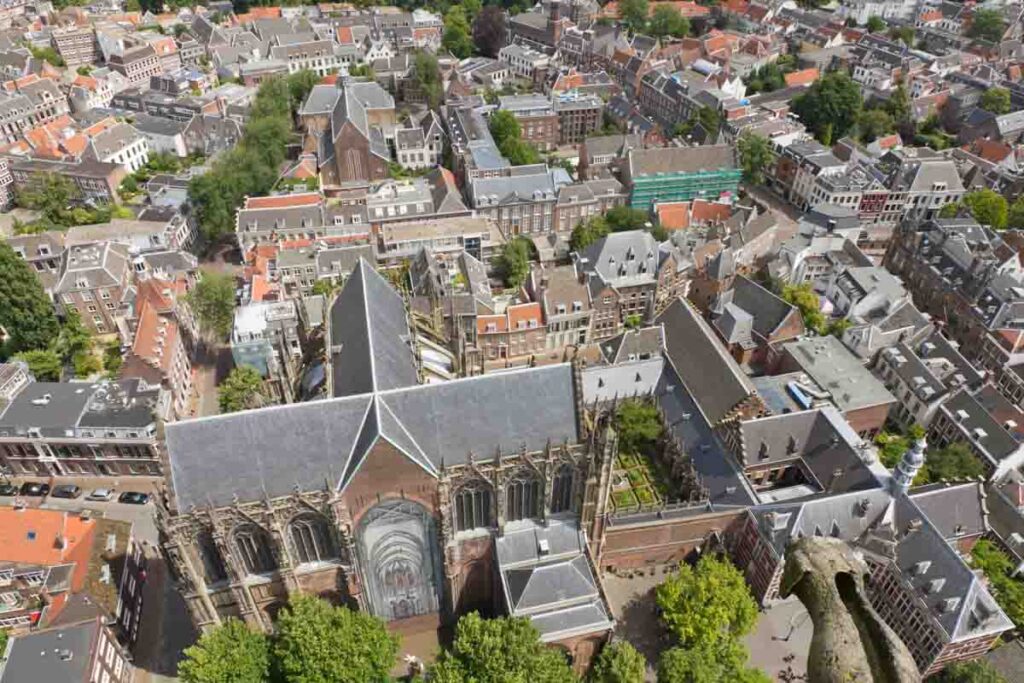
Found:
[356,499,443,621]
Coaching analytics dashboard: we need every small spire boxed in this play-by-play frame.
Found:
[891,436,926,495]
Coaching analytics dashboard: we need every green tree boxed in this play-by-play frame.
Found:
[874,425,925,468]
[311,279,339,298]
[442,6,474,59]
[52,310,92,366]
[590,641,645,683]
[889,26,915,45]
[865,16,886,33]
[570,216,611,251]
[782,282,825,333]
[1008,196,1024,229]
[412,50,444,110]
[27,44,64,67]
[272,596,398,683]
[656,554,758,650]
[619,0,649,32]
[73,350,102,378]
[103,339,123,377]
[16,172,80,226]
[886,82,912,126]
[615,399,662,455]
[649,5,689,38]
[186,272,236,341]
[178,618,269,683]
[606,205,649,232]
[431,613,575,683]
[14,349,62,381]
[968,8,1006,43]
[980,87,1012,115]
[286,70,319,110]
[931,659,1007,683]
[218,365,266,414]
[917,442,986,484]
[792,71,863,143]
[972,539,1024,630]
[657,640,770,683]
[489,109,541,165]
[0,243,60,357]
[737,131,773,185]
[939,202,962,219]
[963,189,1009,230]
[493,237,534,289]
[858,108,894,143]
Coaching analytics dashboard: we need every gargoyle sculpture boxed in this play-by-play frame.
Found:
[779,537,920,683]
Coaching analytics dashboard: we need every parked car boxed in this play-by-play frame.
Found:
[19,482,50,497]
[118,491,149,505]
[51,484,82,499]
[0,483,18,496]
[86,488,116,502]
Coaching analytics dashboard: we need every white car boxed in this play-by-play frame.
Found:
[86,488,115,502]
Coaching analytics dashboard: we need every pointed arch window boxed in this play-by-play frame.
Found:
[506,471,541,522]
[233,525,276,575]
[289,514,338,564]
[197,529,227,583]
[454,480,493,532]
[550,463,575,514]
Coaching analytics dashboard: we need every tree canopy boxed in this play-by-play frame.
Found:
[619,0,649,32]
[218,365,266,414]
[873,424,925,469]
[492,236,535,289]
[189,73,310,241]
[430,613,576,683]
[272,596,399,683]
[968,8,1006,43]
[590,641,646,683]
[571,216,612,252]
[473,5,507,58]
[792,71,863,143]
[489,109,542,165]
[615,400,662,455]
[187,271,236,341]
[963,189,1009,230]
[649,5,689,38]
[737,132,773,185]
[0,242,60,357]
[178,618,270,683]
[14,349,62,382]
[442,6,474,59]
[857,108,894,143]
[782,282,825,334]
[656,554,759,650]
[412,50,444,110]
[931,659,1007,683]
[865,16,886,33]
[657,640,770,683]
[980,87,1012,115]
[971,539,1024,630]
[916,442,986,485]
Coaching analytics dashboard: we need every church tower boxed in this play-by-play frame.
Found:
[891,436,926,495]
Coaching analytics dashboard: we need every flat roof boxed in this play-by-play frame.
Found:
[783,336,896,413]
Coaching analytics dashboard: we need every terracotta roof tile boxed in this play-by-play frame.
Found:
[245,193,321,209]
[656,201,690,230]
[784,68,819,88]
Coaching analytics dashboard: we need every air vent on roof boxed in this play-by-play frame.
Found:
[31,394,52,406]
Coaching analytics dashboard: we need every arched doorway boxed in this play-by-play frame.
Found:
[356,499,443,621]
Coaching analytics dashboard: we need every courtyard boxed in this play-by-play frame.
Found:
[602,569,811,682]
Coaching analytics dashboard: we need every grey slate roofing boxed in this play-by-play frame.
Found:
[909,482,988,542]
[628,144,735,177]
[716,275,797,340]
[328,259,418,398]
[299,83,340,115]
[599,326,664,365]
[582,357,664,404]
[938,388,1021,465]
[0,619,101,683]
[577,230,662,288]
[0,379,158,438]
[496,518,612,641]
[167,262,581,509]
[657,298,756,425]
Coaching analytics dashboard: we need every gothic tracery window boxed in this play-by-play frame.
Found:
[454,481,493,532]
[550,464,575,514]
[289,514,337,564]
[505,471,541,522]
[197,529,227,583]
[233,525,276,575]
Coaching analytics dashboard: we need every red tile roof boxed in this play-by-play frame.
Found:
[656,202,690,231]
[245,193,321,209]
[784,67,819,88]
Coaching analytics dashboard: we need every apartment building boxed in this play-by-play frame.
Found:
[54,242,132,335]
[498,94,559,152]
[108,44,162,86]
[51,26,99,67]
[553,91,602,145]
[0,378,165,477]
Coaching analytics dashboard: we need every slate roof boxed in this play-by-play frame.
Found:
[657,298,756,425]
[628,144,735,177]
[168,261,580,509]
[717,275,797,340]
[328,259,418,397]
[0,619,102,683]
